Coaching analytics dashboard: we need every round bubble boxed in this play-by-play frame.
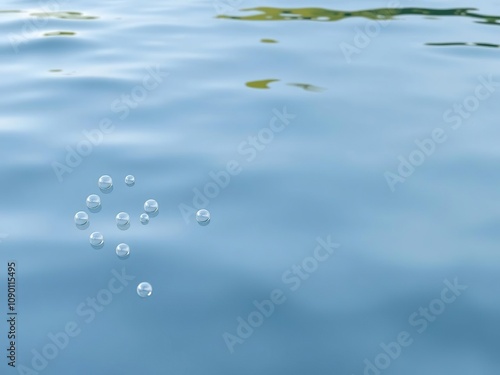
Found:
[116,212,130,226]
[115,243,130,259]
[98,175,113,190]
[89,232,104,246]
[140,213,150,224]
[125,175,135,186]
[196,209,211,225]
[144,199,158,213]
[86,194,101,209]
[74,211,89,226]
[137,282,153,298]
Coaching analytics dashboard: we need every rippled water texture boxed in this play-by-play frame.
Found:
[1,0,499,374]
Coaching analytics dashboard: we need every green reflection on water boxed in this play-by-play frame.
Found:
[218,7,500,25]
[261,38,278,43]
[31,11,98,20]
[246,79,279,89]
[44,31,76,37]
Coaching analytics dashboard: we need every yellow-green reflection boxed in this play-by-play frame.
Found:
[261,38,278,43]
[246,79,279,89]
[218,7,500,25]
[43,31,76,37]
[30,11,98,20]
[287,83,326,92]
[427,42,500,48]
[0,10,22,14]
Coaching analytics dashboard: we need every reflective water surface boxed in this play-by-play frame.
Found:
[1,0,499,374]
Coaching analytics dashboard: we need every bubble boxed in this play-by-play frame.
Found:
[86,194,101,209]
[74,211,88,226]
[140,213,150,225]
[125,175,135,186]
[144,199,158,213]
[89,232,104,246]
[115,243,130,259]
[116,212,130,226]
[98,175,113,190]
[137,282,153,298]
[196,209,211,225]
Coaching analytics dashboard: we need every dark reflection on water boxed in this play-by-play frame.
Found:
[218,7,500,25]
[287,83,326,92]
[43,31,76,37]
[30,11,98,20]
[427,42,500,48]
[261,38,278,43]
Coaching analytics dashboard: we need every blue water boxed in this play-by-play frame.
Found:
[1,0,499,374]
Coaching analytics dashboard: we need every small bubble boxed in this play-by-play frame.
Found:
[144,199,158,213]
[86,194,101,209]
[98,175,113,190]
[140,213,150,224]
[116,212,130,226]
[125,175,135,186]
[74,211,88,226]
[89,232,104,246]
[196,209,211,225]
[137,282,153,298]
[115,243,130,259]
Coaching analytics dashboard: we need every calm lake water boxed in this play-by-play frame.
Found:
[1,0,499,374]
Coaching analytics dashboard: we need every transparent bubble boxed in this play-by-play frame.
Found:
[140,213,150,225]
[137,282,153,298]
[125,175,135,186]
[98,175,113,190]
[74,211,88,226]
[115,243,130,259]
[116,212,130,226]
[144,199,158,213]
[89,232,104,246]
[196,209,211,225]
[86,194,101,209]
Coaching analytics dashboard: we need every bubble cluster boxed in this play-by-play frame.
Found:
[76,174,205,299]
[196,209,211,225]
[137,282,153,298]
